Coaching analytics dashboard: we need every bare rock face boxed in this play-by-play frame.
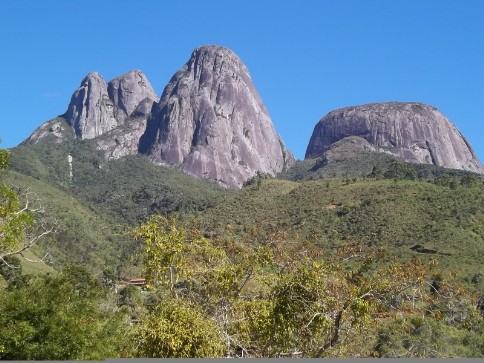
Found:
[21,118,75,145]
[320,136,379,160]
[96,114,151,160]
[140,45,295,188]
[306,102,484,174]
[96,72,157,159]
[63,71,157,140]
[23,47,294,188]
[107,70,157,122]
[63,72,116,139]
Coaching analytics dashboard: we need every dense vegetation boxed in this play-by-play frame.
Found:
[10,139,227,223]
[1,138,483,358]
[194,172,484,292]
[7,140,227,277]
[0,265,133,360]
[132,216,484,358]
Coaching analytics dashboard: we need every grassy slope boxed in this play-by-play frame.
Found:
[19,249,57,275]
[2,169,126,273]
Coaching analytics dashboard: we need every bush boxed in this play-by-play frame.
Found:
[136,299,225,358]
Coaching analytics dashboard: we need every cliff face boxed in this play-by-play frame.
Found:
[306,102,484,174]
[107,70,158,123]
[139,45,295,188]
[63,72,116,139]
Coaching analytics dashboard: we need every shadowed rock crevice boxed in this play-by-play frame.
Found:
[410,244,452,256]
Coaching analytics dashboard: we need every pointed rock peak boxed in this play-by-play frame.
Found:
[77,72,110,95]
[193,44,235,54]
[306,102,484,174]
[63,72,116,140]
[140,45,295,189]
[80,71,105,85]
[187,45,250,81]
[108,70,157,120]
[190,45,241,61]
[108,69,154,92]
[63,69,158,141]
[191,45,244,62]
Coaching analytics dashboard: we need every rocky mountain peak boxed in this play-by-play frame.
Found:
[24,46,294,188]
[81,72,103,85]
[187,45,250,82]
[140,45,295,188]
[63,70,157,140]
[107,70,157,121]
[63,72,116,139]
[306,102,484,174]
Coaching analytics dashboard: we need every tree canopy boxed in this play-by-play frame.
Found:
[134,215,484,358]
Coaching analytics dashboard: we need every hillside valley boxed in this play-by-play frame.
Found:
[2,137,484,358]
[5,131,484,286]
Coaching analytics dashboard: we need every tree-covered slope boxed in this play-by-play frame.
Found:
[2,169,127,273]
[193,176,484,290]
[10,139,227,223]
[6,139,229,276]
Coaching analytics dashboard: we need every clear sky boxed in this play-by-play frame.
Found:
[1,0,483,162]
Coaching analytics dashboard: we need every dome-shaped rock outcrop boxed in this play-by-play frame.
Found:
[305,102,484,174]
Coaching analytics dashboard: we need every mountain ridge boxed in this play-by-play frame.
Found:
[23,45,295,189]
[20,47,483,189]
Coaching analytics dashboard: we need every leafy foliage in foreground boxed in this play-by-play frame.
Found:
[0,265,132,360]
[134,216,484,358]
[138,298,225,358]
[0,145,56,277]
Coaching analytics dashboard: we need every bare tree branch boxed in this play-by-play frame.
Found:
[1,185,57,266]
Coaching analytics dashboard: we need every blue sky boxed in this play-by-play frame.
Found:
[1,0,483,162]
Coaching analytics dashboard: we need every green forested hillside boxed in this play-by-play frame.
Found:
[6,141,228,276]
[2,139,483,359]
[193,176,484,289]
[10,140,227,223]
[5,139,484,288]
[2,169,127,272]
